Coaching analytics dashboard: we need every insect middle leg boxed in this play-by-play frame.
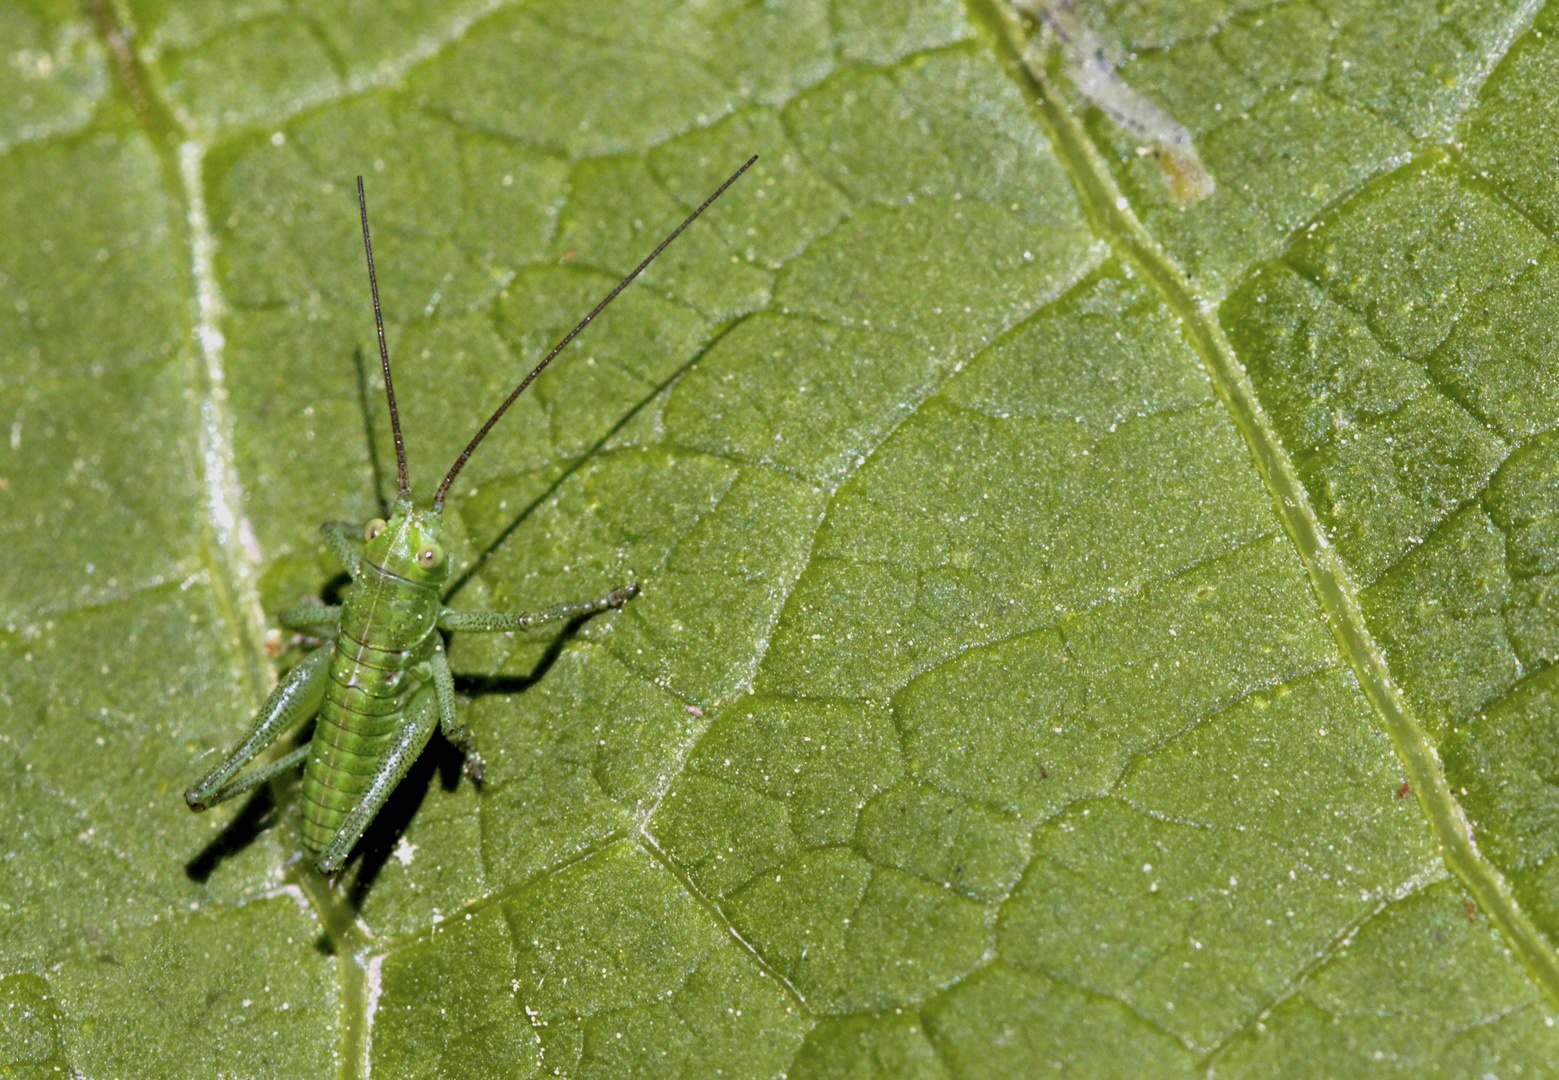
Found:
[428,585,638,779]
[314,687,440,876]
[437,583,638,633]
[185,646,332,811]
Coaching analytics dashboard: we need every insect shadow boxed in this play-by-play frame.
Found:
[179,348,691,903]
[184,570,615,909]
[346,601,604,906]
[182,157,757,888]
[184,782,283,884]
[340,607,598,909]
[442,315,738,601]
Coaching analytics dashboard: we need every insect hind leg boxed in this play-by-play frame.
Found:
[190,744,311,808]
[315,688,440,877]
[185,647,331,811]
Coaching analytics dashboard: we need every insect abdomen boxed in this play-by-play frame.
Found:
[299,682,403,856]
[299,561,439,858]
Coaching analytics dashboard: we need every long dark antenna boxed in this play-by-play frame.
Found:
[358,176,411,500]
[433,154,758,511]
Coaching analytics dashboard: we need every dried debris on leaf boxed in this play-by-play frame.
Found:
[1014,0,1215,207]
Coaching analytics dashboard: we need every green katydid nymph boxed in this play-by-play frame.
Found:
[185,156,757,876]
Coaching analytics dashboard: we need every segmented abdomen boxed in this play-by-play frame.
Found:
[299,564,439,858]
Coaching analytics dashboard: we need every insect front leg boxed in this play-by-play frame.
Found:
[314,688,439,877]
[276,605,342,632]
[185,646,332,811]
[437,583,638,633]
[319,521,366,577]
[429,643,483,780]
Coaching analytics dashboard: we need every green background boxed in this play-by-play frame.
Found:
[5,0,1559,1075]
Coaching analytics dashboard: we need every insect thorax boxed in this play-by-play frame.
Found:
[339,500,449,654]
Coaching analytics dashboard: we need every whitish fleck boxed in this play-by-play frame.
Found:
[363,951,386,1080]
[262,883,314,916]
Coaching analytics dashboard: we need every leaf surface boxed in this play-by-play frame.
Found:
[3,0,1559,1075]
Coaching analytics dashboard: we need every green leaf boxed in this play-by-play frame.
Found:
[4,0,1559,1075]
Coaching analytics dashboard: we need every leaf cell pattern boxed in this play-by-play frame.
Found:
[3,0,1559,1076]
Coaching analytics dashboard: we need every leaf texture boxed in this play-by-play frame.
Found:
[3,0,1559,1075]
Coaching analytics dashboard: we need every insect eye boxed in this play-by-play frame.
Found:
[364,518,387,541]
[417,543,443,570]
